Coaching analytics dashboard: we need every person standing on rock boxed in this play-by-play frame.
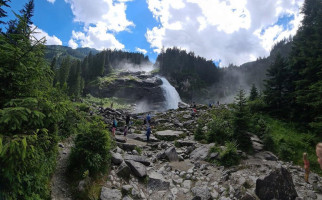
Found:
[303,152,310,182]
[123,125,128,141]
[146,125,151,143]
[126,114,130,128]
[146,113,151,125]
[112,117,117,137]
[317,143,322,169]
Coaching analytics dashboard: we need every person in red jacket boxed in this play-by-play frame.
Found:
[303,152,310,182]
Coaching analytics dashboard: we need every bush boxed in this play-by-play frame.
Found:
[194,122,206,141]
[210,142,240,167]
[207,117,233,145]
[69,116,112,178]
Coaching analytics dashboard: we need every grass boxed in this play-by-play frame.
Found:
[264,116,321,175]
[82,94,130,110]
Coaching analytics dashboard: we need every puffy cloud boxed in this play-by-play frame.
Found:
[146,0,304,66]
[66,0,133,50]
[47,0,55,3]
[69,24,124,50]
[68,39,78,49]
[135,47,147,54]
[32,25,62,45]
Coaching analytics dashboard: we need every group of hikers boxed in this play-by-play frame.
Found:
[109,102,322,183]
[111,113,153,142]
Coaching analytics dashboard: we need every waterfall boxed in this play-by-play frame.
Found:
[159,76,182,110]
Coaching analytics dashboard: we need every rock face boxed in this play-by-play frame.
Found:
[125,160,147,178]
[155,130,185,141]
[147,172,170,191]
[255,167,298,200]
[111,152,123,165]
[85,72,165,108]
[190,144,214,161]
[124,154,150,166]
[164,146,179,162]
[116,161,131,179]
[191,186,211,200]
[100,187,122,200]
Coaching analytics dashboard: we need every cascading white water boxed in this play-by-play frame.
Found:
[159,76,182,110]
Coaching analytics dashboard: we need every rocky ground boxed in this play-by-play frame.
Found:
[90,104,322,200]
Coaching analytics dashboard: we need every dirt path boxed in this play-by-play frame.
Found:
[51,137,74,200]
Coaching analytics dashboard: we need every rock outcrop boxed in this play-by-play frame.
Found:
[255,167,298,200]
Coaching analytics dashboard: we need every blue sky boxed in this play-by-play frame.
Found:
[4,0,304,66]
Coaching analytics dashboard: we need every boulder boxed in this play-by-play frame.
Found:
[255,151,278,161]
[176,140,195,147]
[100,187,122,200]
[183,120,194,127]
[190,144,214,161]
[191,186,211,200]
[155,130,185,141]
[117,142,137,151]
[178,102,190,109]
[121,185,133,196]
[115,136,126,143]
[116,161,131,179]
[124,154,150,166]
[164,146,179,162]
[111,152,123,165]
[147,172,170,191]
[125,160,147,178]
[255,167,298,200]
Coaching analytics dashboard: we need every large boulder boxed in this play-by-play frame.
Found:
[100,187,122,200]
[190,144,214,161]
[117,142,137,151]
[124,154,150,166]
[116,161,131,179]
[178,102,190,109]
[255,167,298,200]
[155,130,185,141]
[176,140,196,147]
[191,186,211,200]
[125,160,147,178]
[164,146,179,162]
[147,172,170,191]
[111,152,123,165]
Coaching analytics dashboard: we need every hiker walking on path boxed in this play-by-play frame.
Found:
[303,152,310,182]
[146,125,151,143]
[146,113,151,125]
[124,125,128,141]
[126,114,131,133]
[112,117,117,137]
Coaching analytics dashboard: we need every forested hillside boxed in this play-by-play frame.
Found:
[44,45,99,64]
[156,38,293,103]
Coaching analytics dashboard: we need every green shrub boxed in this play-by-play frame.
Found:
[69,116,112,178]
[210,142,240,167]
[194,123,206,141]
[207,118,233,145]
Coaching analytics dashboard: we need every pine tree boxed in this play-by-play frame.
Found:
[289,0,322,131]
[264,53,290,117]
[58,56,71,88]
[19,0,33,26]
[233,89,252,152]
[249,83,258,101]
[0,0,11,27]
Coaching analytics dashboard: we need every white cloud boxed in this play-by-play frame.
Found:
[146,0,304,66]
[32,25,62,45]
[135,47,147,54]
[65,0,133,50]
[69,24,124,50]
[47,0,55,4]
[68,39,78,49]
